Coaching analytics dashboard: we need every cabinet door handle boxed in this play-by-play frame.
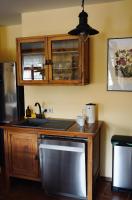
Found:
[49,59,53,65]
[45,60,49,65]
[45,59,53,65]
[35,154,39,160]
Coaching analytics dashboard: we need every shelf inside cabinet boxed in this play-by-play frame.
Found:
[24,66,44,71]
[52,47,79,54]
[53,66,78,70]
[21,48,44,55]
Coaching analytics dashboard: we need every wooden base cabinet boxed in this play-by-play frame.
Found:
[2,121,103,200]
[4,128,40,181]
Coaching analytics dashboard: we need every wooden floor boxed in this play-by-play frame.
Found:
[0,177,132,200]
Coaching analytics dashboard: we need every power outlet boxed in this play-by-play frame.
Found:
[47,107,53,113]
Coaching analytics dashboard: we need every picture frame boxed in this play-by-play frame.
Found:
[107,37,132,91]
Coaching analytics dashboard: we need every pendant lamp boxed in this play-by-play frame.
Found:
[68,0,99,41]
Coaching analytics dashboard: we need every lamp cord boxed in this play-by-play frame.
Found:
[81,0,84,11]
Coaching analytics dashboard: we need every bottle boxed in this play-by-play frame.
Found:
[26,106,31,118]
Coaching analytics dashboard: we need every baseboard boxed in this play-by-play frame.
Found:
[99,176,112,182]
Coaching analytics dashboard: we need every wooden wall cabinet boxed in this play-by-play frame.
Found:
[16,34,89,85]
[4,128,40,181]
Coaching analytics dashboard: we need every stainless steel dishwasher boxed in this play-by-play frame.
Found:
[39,135,87,199]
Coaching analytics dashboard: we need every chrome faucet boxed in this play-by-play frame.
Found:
[34,102,44,119]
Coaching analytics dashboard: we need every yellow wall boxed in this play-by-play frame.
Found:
[22,0,132,177]
[0,25,21,61]
[0,0,132,178]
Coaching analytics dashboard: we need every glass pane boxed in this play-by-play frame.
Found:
[21,42,46,80]
[51,39,80,80]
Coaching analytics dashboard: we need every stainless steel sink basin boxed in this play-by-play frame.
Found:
[12,118,75,131]
[14,118,48,127]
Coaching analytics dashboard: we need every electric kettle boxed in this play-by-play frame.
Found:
[86,103,96,123]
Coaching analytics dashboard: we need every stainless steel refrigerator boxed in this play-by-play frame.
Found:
[0,62,25,166]
[0,62,25,123]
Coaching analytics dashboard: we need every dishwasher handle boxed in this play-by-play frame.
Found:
[38,134,88,143]
[39,143,85,153]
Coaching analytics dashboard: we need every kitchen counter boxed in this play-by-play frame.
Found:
[1,120,103,138]
[1,120,103,200]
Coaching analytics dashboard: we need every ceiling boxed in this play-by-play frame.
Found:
[0,0,123,26]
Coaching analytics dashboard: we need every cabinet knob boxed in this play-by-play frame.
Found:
[49,59,53,65]
[35,154,39,160]
[45,59,53,65]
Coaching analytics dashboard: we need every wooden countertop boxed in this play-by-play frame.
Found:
[0,120,103,139]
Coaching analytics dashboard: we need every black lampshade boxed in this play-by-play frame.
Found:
[68,0,99,36]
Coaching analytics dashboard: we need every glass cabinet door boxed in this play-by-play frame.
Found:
[19,39,48,82]
[17,35,89,85]
[49,37,81,82]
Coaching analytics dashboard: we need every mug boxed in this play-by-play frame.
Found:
[76,116,85,127]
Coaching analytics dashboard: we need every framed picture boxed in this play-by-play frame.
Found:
[107,37,132,91]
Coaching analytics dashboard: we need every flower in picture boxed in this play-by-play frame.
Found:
[115,48,132,77]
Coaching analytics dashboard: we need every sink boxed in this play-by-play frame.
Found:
[12,118,75,131]
[13,118,48,127]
